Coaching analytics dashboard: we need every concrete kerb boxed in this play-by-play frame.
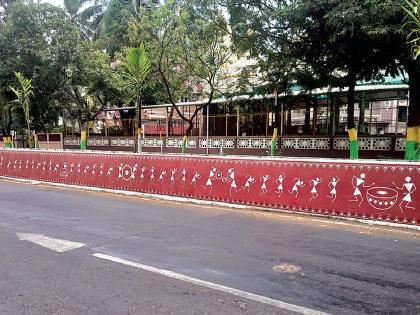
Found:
[1,175,419,232]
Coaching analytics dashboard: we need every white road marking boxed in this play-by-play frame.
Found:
[93,253,329,315]
[16,233,85,252]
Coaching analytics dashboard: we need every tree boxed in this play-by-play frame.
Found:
[63,0,106,39]
[96,0,135,57]
[57,45,124,134]
[0,2,82,133]
[227,0,397,131]
[9,72,34,147]
[403,0,420,58]
[123,43,151,152]
[130,0,234,138]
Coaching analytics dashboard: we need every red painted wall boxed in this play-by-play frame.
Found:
[0,150,418,225]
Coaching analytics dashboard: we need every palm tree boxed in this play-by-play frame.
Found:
[10,72,34,148]
[403,0,420,58]
[63,0,106,40]
[123,43,151,152]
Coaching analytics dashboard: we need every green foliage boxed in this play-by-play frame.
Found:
[10,72,33,134]
[0,1,123,134]
[130,0,234,135]
[96,0,135,56]
[0,2,81,132]
[63,0,106,40]
[58,44,125,127]
[225,0,417,128]
[403,0,420,58]
[123,43,151,95]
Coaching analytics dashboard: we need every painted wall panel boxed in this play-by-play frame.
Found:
[0,150,418,225]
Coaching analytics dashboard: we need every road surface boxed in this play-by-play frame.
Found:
[0,179,419,314]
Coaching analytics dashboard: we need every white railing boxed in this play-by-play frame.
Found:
[63,136,406,151]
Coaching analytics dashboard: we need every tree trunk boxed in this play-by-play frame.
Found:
[304,99,311,134]
[406,61,420,127]
[347,71,357,130]
[358,92,366,134]
[168,107,175,136]
[135,94,142,153]
[329,96,335,135]
[286,104,292,134]
[185,119,194,136]
[335,98,341,134]
[274,88,280,130]
[7,107,12,135]
[312,98,318,136]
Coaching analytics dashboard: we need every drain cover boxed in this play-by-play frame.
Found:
[272,263,302,273]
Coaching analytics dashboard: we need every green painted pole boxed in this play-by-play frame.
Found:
[404,127,419,160]
[181,135,187,154]
[80,130,87,150]
[271,128,278,156]
[5,136,12,149]
[348,128,358,160]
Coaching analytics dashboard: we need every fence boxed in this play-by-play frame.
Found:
[63,135,406,159]
[0,133,63,150]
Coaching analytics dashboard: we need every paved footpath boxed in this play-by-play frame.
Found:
[0,179,419,315]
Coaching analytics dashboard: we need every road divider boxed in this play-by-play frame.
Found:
[1,149,418,226]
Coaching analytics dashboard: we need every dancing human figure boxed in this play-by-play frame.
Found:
[91,163,97,175]
[241,176,255,192]
[393,177,416,212]
[223,168,238,196]
[260,175,270,195]
[350,173,374,206]
[150,166,155,182]
[170,168,177,186]
[158,169,167,182]
[191,171,200,187]
[181,168,187,186]
[131,164,138,181]
[99,163,104,176]
[275,174,286,195]
[309,177,322,201]
[327,177,340,202]
[203,167,217,193]
[140,167,146,182]
[289,178,305,198]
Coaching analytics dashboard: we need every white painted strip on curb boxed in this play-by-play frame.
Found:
[92,252,329,315]
[16,233,85,252]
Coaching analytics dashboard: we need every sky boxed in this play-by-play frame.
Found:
[41,0,63,8]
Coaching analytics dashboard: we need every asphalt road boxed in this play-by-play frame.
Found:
[0,179,419,315]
